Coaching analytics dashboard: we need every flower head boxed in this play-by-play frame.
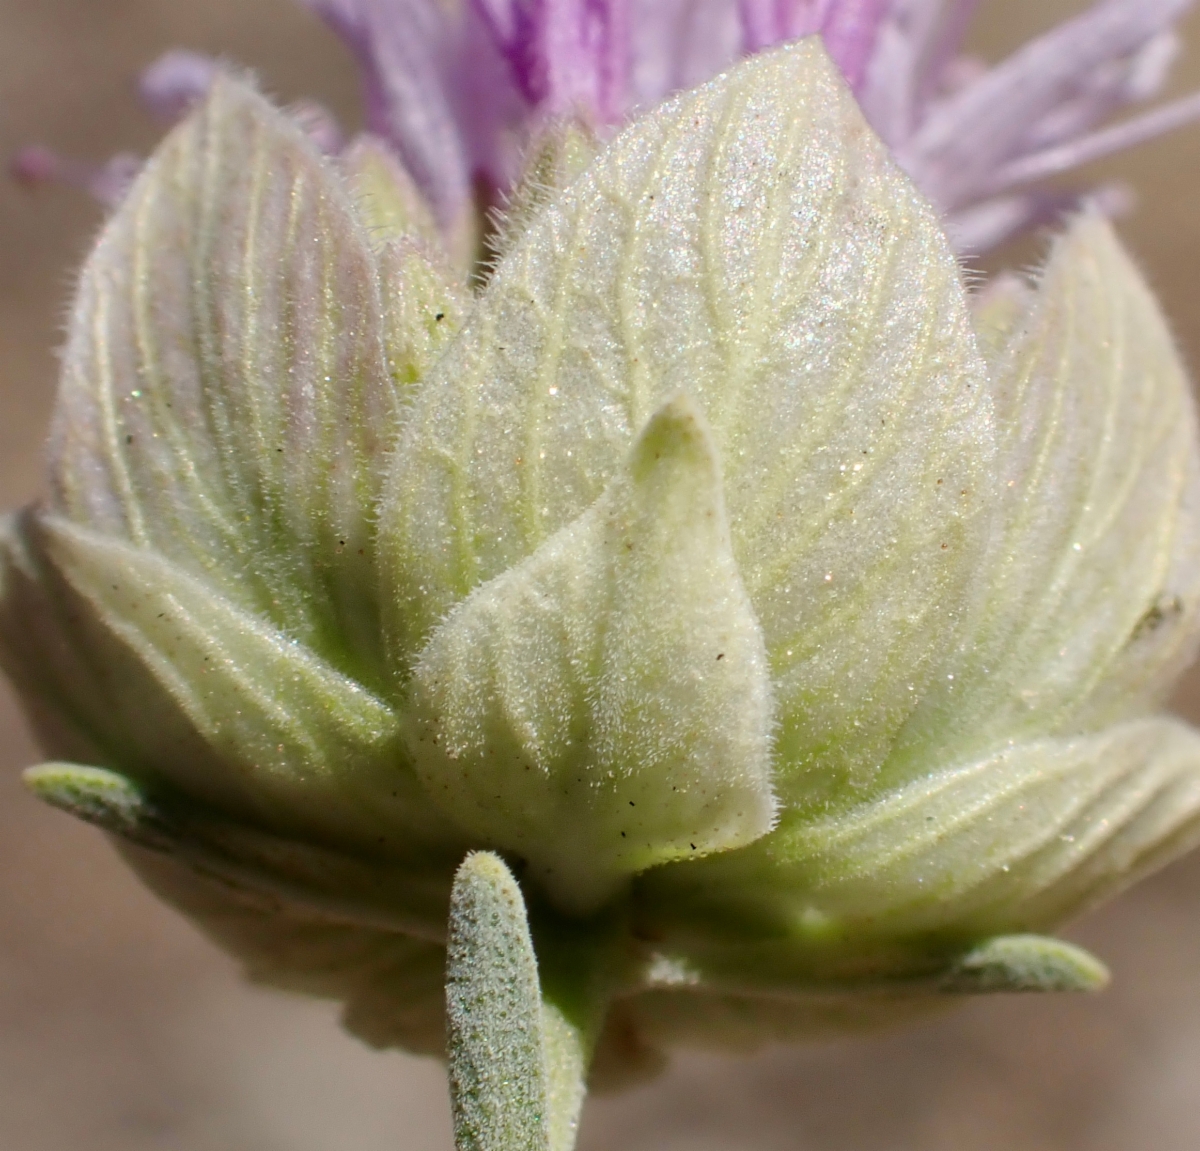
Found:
[17,1,1200,256]
[300,0,1200,252]
[6,38,1200,1101]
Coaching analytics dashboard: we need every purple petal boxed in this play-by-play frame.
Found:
[469,0,545,102]
[628,0,742,105]
[989,88,1200,196]
[910,0,981,104]
[10,145,62,187]
[578,0,634,121]
[819,0,893,88]
[946,182,1132,255]
[301,0,476,228]
[736,0,893,90]
[855,0,936,146]
[138,49,220,123]
[11,145,141,208]
[855,0,983,140]
[449,6,532,192]
[738,1,829,52]
[471,0,633,121]
[1020,30,1179,153]
[902,0,1195,212]
[288,98,347,154]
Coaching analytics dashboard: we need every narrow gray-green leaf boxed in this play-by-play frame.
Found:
[382,40,995,802]
[628,931,1106,1001]
[447,852,550,1151]
[49,74,397,686]
[528,907,622,1151]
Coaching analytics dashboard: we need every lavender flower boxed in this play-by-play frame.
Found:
[10,146,142,209]
[138,49,223,122]
[865,0,1200,249]
[8,29,1200,1150]
[301,0,1200,252]
[14,1,1200,253]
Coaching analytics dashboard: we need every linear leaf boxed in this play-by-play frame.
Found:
[940,935,1108,994]
[25,762,453,941]
[447,853,550,1151]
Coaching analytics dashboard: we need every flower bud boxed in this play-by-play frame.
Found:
[6,41,1200,1080]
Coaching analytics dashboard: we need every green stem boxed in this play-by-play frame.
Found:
[529,902,624,1151]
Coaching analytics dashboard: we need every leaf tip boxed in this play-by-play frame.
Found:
[454,849,521,898]
[942,934,1110,995]
[628,393,719,486]
[24,762,170,848]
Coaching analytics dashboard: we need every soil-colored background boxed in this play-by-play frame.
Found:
[4,3,1200,1148]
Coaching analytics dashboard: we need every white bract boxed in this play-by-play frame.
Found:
[5,39,1200,1074]
[407,395,776,912]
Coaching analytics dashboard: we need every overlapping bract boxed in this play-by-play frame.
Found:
[6,40,1200,1069]
[4,77,467,862]
[383,33,995,806]
[408,397,776,912]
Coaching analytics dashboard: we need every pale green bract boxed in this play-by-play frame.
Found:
[5,37,1200,1145]
[409,394,776,913]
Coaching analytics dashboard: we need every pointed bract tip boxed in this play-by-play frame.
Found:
[942,935,1110,995]
[629,393,719,483]
[24,763,169,848]
[1052,203,1128,260]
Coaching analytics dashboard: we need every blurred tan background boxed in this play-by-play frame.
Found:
[4,2,1200,1148]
